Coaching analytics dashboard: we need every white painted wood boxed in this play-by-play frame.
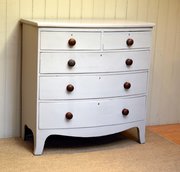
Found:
[21,19,153,155]
[103,31,152,49]
[34,120,145,155]
[39,72,148,100]
[40,31,101,50]
[39,120,145,138]
[39,96,146,129]
[21,24,38,140]
[40,51,150,73]
[137,122,145,143]
[33,132,47,155]
[20,19,154,28]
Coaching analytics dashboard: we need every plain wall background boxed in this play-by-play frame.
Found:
[0,0,180,138]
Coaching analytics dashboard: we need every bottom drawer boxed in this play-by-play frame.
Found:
[39,96,146,129]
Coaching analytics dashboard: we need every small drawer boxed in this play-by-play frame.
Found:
[103,31,151,50]
[40,51,150,74]
[39,96,146,129]
[39,72,147,100]
[40,31,101,50]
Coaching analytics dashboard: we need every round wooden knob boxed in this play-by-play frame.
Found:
[124,82,131,89]
[65,112,73,120]
[66,84,74,92]
[126,59,133,66]
[68,38,76,46]
[68,59,76,67]
[126,38,134,47]
[122,108,129,116]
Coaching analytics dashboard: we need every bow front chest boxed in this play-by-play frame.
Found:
[21,19,154,155]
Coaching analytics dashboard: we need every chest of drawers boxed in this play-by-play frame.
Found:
[21,19,154,155]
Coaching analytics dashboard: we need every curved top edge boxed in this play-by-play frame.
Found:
[20,19,155,28]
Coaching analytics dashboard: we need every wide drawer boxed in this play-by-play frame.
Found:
[39,96,146,129]
[39,72,147,100]
[103,31,151,50]
[40,51,150,74]
[40,31,101,50]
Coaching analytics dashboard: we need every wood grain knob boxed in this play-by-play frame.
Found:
[122,108,129,116]
[66,84,74,92]
[126,59,133,66]
[65,112,73,120]
[126,38,134,47]
[68,59,76,67]
[124,82,131,89]
[68,38,76,46]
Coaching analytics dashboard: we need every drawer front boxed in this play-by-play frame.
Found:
[39,96,146,129]
[40,51,150,74]
[39,72,147,100]
[40,31,101,50]
[103,31,151,50]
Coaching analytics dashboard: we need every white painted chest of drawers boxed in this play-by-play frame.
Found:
[21,19,154,155]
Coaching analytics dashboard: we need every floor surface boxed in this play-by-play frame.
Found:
[147,123,180,145]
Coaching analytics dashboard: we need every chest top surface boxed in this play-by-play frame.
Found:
[21,19,154,29]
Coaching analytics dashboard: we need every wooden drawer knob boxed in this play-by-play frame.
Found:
[68,38,76,46]
[66,84,74,92]
[124,82,131,89]
[126,38,134,47]
[66,112,73,120]
[68,59,76,67]
[126,59,133,66]
[122,108,129,116]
